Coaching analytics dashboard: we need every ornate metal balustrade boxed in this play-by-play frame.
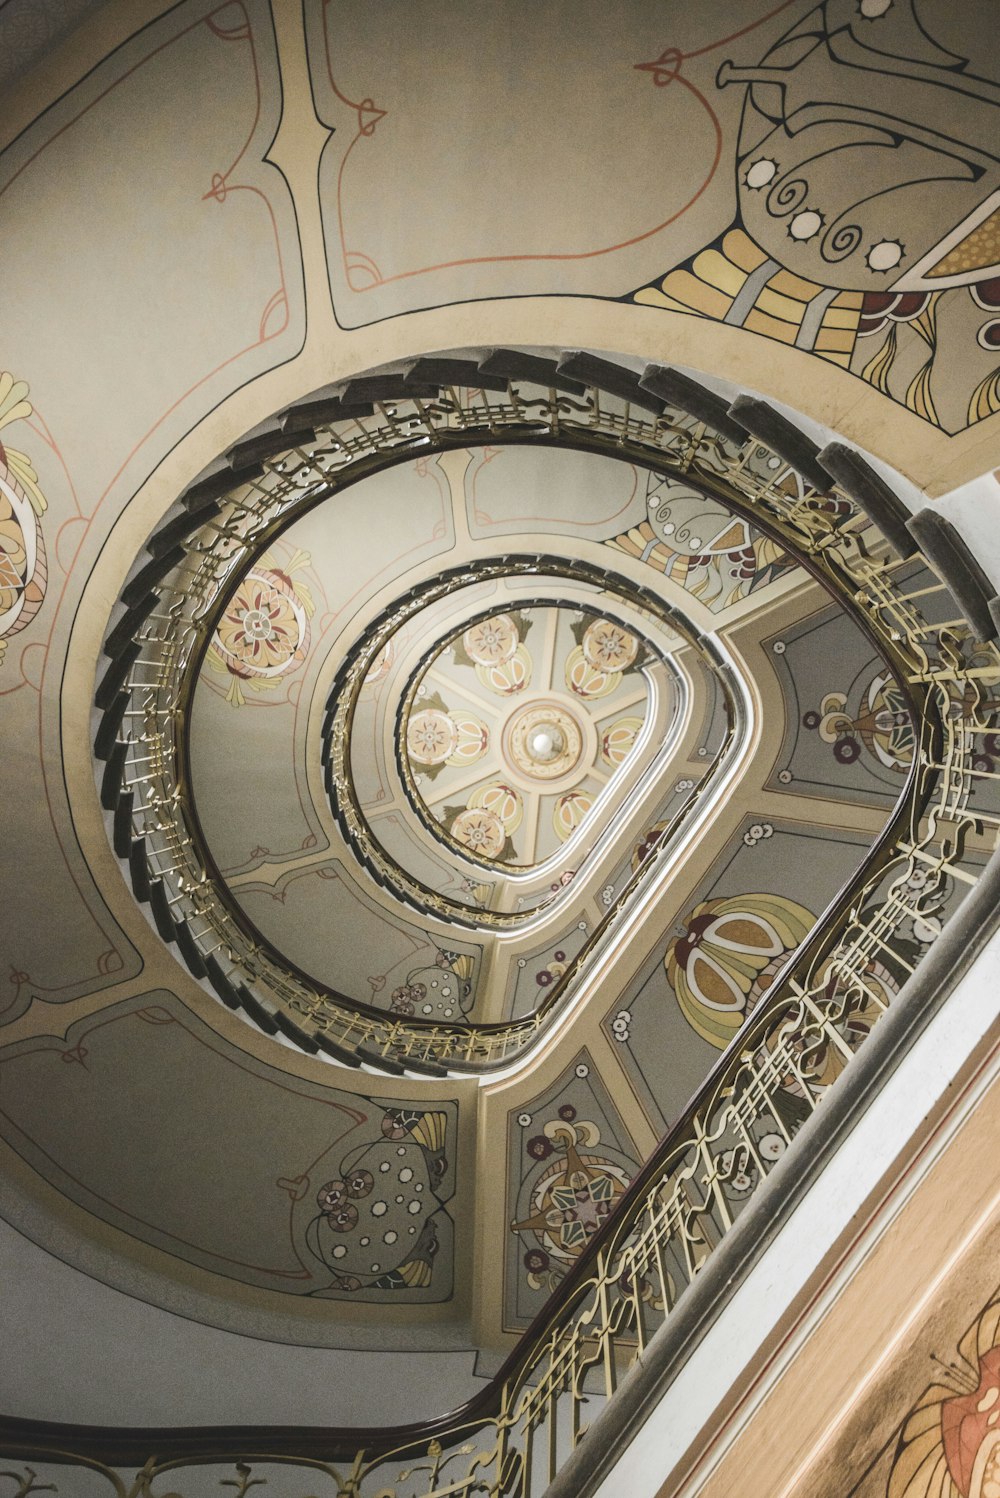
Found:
[89,355,982,1077]
[4,353,1000,1489]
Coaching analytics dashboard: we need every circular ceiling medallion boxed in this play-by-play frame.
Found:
[450,805,507,859]
[504,700,585,784]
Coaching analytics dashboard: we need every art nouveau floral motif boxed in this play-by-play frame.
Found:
[304,1107,451,1298]
[805,672,915,774]
[0,372,48,666]
[608,474,793,615]
[388,949,475,1020]
[406,702,489,768]
[512,1110,632,1294]
[888,1292,1000,1498]
[667,891,816,1048]
[601,715,643,767]
[206,548,315,705]
[630,3,1000,433]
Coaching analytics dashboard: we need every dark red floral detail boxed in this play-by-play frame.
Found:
[972,277,1000,310]
[673,910,718,969]
[634,828,661,865]
[857,290,929,338]
[834,737,861,763]
[558,1104,577,1122]
[327,1203,359,1232]
[524,1248,550,1274]
[527,1135,553,1160]
[346,1169,373,1198]
[332,1273,362,1292]
[316,1179,348,1211]
[391,986,415,1015]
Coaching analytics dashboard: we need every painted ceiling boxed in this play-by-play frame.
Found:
[0,0,998,1445]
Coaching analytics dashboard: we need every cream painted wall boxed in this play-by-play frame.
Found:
[0,1217,485,1426]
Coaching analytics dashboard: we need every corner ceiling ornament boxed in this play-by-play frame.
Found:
[89,352,1000,1094]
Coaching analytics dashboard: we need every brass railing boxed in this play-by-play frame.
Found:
[7,361,999,1490]
[91,367,965,1074]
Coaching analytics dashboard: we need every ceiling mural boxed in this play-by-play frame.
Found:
[234,865,484,1025]
[607,470,797,611]
[401,605,660,871]
[0,363,143,1025]
[504,1050,641,1331]
[336,563,695,927]
[606,813,893,1130]
[309,0,1000,435]
[171,436,848,1053]
[191,458,457,877]
[0,0,303,510]
[0,991,460,1310]
[764,601,918,807]
[630,2,1000,434]
[0,0,304,1027]
[0,334,953,1385]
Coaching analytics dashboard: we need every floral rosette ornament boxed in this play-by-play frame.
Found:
[449,781,523,863]
[207,548,314,705]
[805,672,914,773]
[462,612,518,666]
[0,373,48,667]
[407,707,460,765]
[406,705,488,772]
[450,805,507,860]
[583,618,638,673]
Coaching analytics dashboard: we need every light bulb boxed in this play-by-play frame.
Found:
[527,724,564,763]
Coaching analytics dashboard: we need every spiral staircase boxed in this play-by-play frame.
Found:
[2,6,1000,1498]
